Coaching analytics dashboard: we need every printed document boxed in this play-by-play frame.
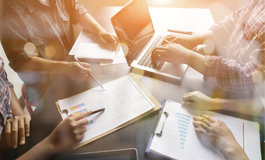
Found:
[58,75,154,147]
[148,100,261,160]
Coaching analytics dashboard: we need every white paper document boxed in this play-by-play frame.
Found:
[148,100,261,160]
[70,32,116,60]
[100,47,127,66]
[58,75,154,146]
[75,43,116,60]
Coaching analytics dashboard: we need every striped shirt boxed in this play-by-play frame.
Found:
[204,0,265,96]
[1,0,88,71]
[0,57,12,135]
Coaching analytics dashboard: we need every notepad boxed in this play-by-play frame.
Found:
[146,100,261,160]
[75,43,116,60]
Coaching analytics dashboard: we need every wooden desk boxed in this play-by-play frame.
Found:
[3,7,215,159]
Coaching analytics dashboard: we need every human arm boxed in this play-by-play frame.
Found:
[193,114,249,160]
[182,91,264,116]
[17,110,91,160]
[78,13,118,51]
[152,40,205,74]
[164,30,215,51]
[68,0,117,50]
[4,87,31,149]
[19,57,92,82]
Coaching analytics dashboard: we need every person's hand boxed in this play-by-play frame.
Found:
[5,114,31,149]
[63,62,91,82]
[151,41,192,64]
[164,34,199,50]
[97,31,118,51]
[182,91,219,110]
[46,111,92,151]
[193,115,248,160]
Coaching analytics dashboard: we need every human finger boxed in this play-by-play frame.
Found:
[77,63,91,74]
[75,127,87,135]
[193,116,211,126]
[11,119,18,148]
[99,36,107,45]
[107,35,118,51]
[76,118,89,127]
[182,93,194,102]
[165,35,177,41]
[18,118,25,145]
[194,128,205,134]
[5,121,11,147]
[25,116,31,137]
[71,72,88,82]
[193,120,210,132]
[201,114,216,123]
[75,134,85,143]
[151,49,166,61]
[181,102,194,108]
[73,111,92,121]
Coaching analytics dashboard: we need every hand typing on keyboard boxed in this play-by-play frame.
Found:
[151,40,192,65]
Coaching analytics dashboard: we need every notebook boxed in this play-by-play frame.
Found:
[75,42,116,60]
[146,100,261,160]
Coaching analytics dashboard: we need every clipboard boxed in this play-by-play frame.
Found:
[56,73,162,149]
[145,99,261,160]
[145,99,167,159]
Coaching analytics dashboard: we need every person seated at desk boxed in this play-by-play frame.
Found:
[1,0,118,103]
[0,57,91,160]
[152,0,265,98]
[0,57,31,150]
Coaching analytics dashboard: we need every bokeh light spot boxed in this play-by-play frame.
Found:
[119,42,129,57]
[45,45,56,58]
[132,68,145,79]
[252,70,263,84]
[24,42,37,58]
[203,39,215,55]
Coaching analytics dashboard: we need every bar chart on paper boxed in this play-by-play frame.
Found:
[176,113,191,149]
[69,103,98,126]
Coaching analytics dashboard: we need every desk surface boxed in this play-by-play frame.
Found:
[3,7,220,159]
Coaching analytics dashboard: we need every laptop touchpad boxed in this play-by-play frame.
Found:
[160,62,186,77]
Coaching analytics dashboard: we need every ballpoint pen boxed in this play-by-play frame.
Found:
[74,57,105,90]
[90,108,105,115]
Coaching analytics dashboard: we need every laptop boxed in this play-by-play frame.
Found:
[111,0,188,81]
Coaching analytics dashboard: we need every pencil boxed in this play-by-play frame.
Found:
[90,108,105,115]
[74,57,105,90]
[167,29,193,35]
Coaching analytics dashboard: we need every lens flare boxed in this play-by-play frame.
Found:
[252,70,263,84]
[203,39,215,55]
[119,42,129,57]
[132,68,144,79]
[24,42,38,58]
[45,45,56,58]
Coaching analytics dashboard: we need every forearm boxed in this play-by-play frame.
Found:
[191,30,216,46]
[223,143,249,160]
[186,50,205,74]
[79,13,106,35]
[21,57,68,74]
[213,98,264,116]
[17,137,58,160]
[10,88,24,116]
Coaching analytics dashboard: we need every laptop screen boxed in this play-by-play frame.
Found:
[111,0,155,66]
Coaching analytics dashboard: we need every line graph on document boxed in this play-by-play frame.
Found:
[100,91,128,120]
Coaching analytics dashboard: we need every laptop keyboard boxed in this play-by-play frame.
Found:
[138,35,165,70]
